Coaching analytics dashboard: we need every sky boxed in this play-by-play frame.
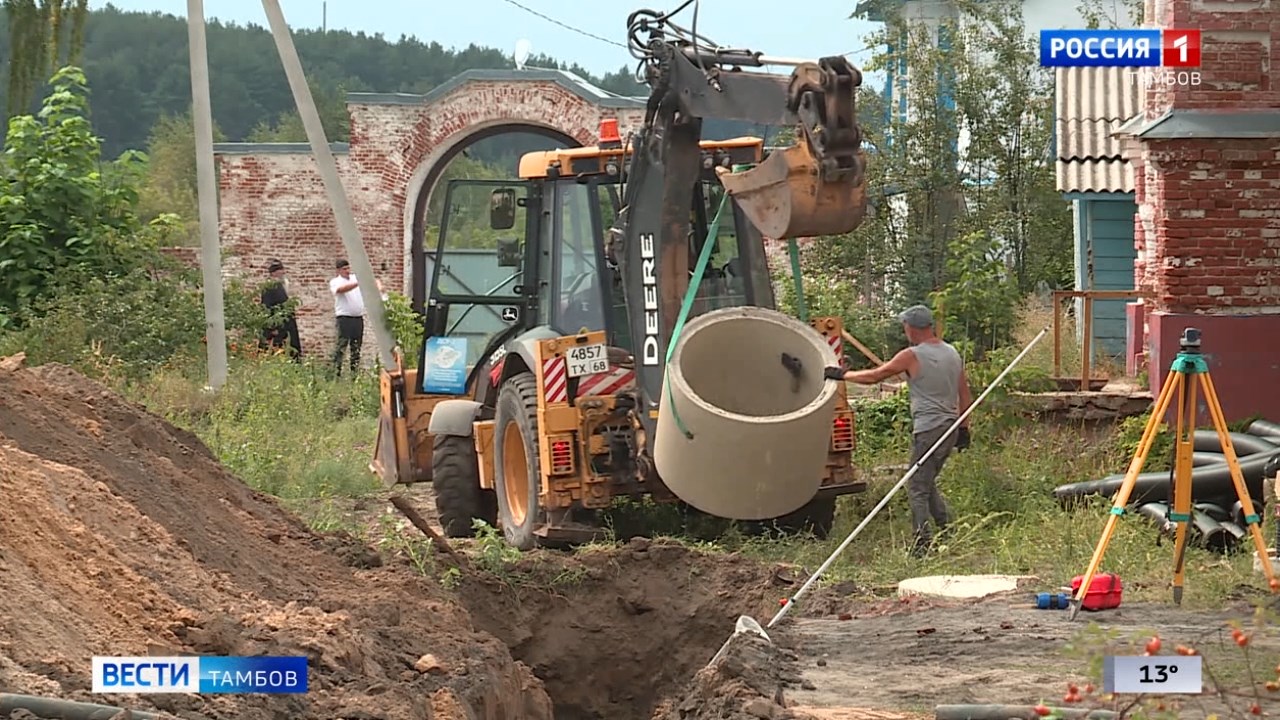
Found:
[94,0,885,81]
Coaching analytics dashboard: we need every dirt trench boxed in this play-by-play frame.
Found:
[452,537,830,720]
[0,356,831,720]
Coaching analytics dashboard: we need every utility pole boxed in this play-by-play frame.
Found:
[187,0,228,390]
[260,0,398,370]
[322,1,327,32]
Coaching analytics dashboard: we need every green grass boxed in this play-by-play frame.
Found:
[692,419,1261,610]
[104,301,1266,612]
[128,353,382,501]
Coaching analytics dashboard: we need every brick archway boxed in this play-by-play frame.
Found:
[214,69,647,360]
[403,122,579,313]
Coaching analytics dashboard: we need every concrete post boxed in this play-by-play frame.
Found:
[260,0,398,370]
[186,0,228,390]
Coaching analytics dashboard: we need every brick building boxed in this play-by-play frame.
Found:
[214,69,646,363]
[1118,0,1280,422]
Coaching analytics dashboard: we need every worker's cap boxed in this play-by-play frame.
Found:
[267,259,284,273]
[335,259,350,269]
[897,305,934,329]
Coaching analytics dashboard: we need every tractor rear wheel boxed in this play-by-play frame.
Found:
[431,433,497,538]
[493,372,543,550]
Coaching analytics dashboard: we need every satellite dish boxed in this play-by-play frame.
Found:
[514,39,531,70]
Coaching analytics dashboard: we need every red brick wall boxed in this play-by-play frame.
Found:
[215,78,646,363]
[1129,0,1280,421]
[1142,2,1278,118]
[1134,139,1280,313]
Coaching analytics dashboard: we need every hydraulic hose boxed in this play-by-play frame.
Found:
[0,693,164,720]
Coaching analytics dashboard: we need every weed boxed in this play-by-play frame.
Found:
[472,520,522,574]
[133,355,381,499]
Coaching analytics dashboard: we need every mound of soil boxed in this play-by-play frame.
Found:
[652,632,815,720]
[0,356,854,720]
[0,358,553,720]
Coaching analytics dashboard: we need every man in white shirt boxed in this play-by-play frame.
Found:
[329,259,380,376]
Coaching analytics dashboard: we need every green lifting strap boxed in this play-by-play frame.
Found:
[1169,512,1191,522]
[788,237,807,322]
[663,191,732,440]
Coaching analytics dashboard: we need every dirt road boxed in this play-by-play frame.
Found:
[779,596,1280,718]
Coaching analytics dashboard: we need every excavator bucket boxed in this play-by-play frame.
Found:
[716,140,867,240]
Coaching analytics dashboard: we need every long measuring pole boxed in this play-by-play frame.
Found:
[706,327,1050,667]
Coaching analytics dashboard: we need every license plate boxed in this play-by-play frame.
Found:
[565,343,609,378]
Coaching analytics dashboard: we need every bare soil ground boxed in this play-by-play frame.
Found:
[0,359,557,720]
[0,357,866,720]
[1,355,1273,720]
[778,595,1280,718]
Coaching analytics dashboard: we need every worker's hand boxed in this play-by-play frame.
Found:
[955,426,971,452]
[823,366,846,381]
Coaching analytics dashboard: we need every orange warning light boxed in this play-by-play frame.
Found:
[599,118,621,147]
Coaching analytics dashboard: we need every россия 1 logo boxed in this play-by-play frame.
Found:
[1040,28,1202,68]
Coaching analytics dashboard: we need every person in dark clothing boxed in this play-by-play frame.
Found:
[260,258,302,361]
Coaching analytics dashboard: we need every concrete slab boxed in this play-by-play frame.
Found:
[896,574,1031,600]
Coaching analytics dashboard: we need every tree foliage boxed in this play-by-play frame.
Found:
[1078,0,1144,28]
[803,0,1073,356]
[3,0,88,119]
[0,6,647,157]
[0,65,183,324]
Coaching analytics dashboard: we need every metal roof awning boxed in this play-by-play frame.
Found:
[1118,110,1280,139]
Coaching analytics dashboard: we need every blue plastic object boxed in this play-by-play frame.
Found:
[1034,592,1071,610]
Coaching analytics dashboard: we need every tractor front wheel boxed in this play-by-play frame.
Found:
[493,372,543,550]
[431,433,497,538]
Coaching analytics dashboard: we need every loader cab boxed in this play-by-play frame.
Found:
[513,134,778,357]
[417,178,543,397]
[416,135,777,396]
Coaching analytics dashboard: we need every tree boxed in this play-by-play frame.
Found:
[137,110,226,244]
[245,80,350,143]
[0,7,651,156]
[0,65,178,324]
[3,0,88,119]
[1078,0,1144,28]
[802,0,1073,354]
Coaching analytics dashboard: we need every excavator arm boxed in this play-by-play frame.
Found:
[612,7,869,458]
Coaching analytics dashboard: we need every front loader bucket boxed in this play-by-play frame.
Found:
[716,142,867,240]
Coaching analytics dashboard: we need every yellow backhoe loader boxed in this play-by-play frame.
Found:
[371,7,870,549]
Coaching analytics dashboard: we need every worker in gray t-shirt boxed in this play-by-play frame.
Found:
[825,304,973,557]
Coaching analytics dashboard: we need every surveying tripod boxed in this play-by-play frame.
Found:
[1069,327,1280,620]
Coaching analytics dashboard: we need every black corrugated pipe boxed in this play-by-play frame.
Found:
[1053,449,1279,509]
[1249,419,1280,440]
[1135,501,1175,534]
[1191,505,1235,553]
[1194,451,1225,466]
[1193,430,1278,457]
[0,693,165,719]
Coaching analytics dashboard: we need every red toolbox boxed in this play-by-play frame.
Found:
[1071,572,1123,611]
